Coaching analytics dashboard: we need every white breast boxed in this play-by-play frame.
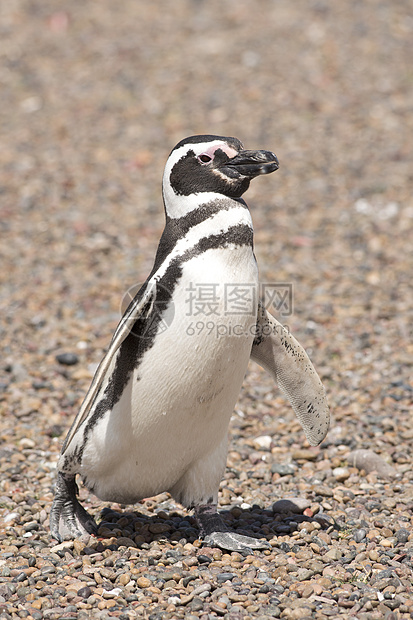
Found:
[78,243,258,503]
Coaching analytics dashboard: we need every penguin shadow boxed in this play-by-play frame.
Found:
[89,499,336,554]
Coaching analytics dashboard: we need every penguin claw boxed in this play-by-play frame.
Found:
[50,472,97,541]
[204,532,270,554]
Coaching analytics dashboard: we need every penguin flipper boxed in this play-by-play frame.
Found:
[61,281,157,452]
[250,303,330,446]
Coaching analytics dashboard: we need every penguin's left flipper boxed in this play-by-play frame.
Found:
[251,303,330,447]
[60,281,157,452]
[50,282,157,542]
[50,472,98,542]
[195,505,270,554]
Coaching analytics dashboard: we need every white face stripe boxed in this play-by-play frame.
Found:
[163,191,226,219]
[162,140,240,219]
[153,204,253,282]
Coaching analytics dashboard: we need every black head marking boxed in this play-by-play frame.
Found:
[167,135,278,200]
[170,147,251,198]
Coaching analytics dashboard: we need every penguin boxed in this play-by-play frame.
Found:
[50,135,330,552]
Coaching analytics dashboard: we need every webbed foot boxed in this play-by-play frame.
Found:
[194,504,270,553]
[50,472,97,541]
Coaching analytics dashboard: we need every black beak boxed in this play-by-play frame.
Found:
[223,149,279,179]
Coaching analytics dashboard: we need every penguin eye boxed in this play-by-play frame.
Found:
[197,153,213,164]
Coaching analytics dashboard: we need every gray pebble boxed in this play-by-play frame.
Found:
[353,528,367,542]
[190,596,205,611]
[216,572,236,583]
[55,352,79,366]
[395,528,409,544]
[271,463,296,476]
[77,585,92,598]
[272,498,311,514]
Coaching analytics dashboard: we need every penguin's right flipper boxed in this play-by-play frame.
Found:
[50,472,98,542]
[61,281,157,452]
[250,302,330,446]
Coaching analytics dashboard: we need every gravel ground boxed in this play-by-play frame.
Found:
[1,0,412,618]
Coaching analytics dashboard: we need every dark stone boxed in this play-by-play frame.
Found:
[125,594,139,602]
[271,463,296,476]
[395,528,409,544]
[182,574,198,587]
[383,598,401,609]
[77,586,92,598]
[353,528,367,543]
[190,596,204,611]
[216,572,236,583]
[63,605,78,613]
[55,352,79,366]
[197,554,212,564]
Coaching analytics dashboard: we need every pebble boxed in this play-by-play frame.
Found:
[271,463,297,476]
[55,352,79,366]
[346,449,397,478]
[136,577,152,589]
[272,498,311,513]
[253,435,273,450]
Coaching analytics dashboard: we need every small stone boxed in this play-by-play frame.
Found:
[324,548,342,561]
[78,586,92,598]
[272,498,311,514]
[346,449,397,478]
[136,577,152,588]
[353,528,367,543]
[253,435,273,450]
[56,352,79,366]
[380,538,395,547]
[292,448,319,461]
[50,540,74,553]
[395,528,409,544]
[271,463,297,476]
[118,572,131,586]
[115,536,137,547]
[73,540,86,555]
[102,587,122,599]
[333,466,350,481]
[216,572,236,583]
[315,485,334,497]
[190,597,205,611]
[19,437,36,449]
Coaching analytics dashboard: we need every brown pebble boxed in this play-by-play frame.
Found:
[136,577,152,589]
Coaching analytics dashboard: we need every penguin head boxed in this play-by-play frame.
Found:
[162,135,279,218]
